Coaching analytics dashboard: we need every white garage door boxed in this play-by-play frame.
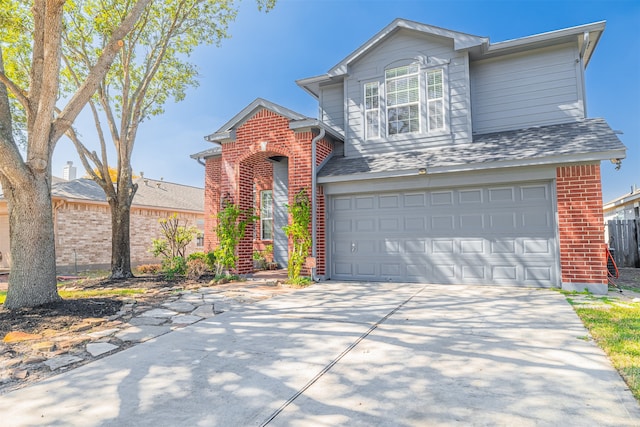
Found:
[329,181,558,287]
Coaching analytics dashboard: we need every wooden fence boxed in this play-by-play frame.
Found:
[608,219,640,268]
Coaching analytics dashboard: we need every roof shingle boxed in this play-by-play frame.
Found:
[318,118,625,179]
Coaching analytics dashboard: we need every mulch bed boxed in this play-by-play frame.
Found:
[0,276,197,338]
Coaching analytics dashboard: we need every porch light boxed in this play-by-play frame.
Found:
[610,158,622,170]
[418,167,427,175]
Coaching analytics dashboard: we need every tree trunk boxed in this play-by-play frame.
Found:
[109,195,134,279]
[4,173,61,309]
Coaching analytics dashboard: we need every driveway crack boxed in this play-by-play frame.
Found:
[259,285,427,426]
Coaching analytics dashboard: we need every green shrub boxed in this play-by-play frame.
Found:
[162,256,187,280]
[214,201,255,275]
[187,251,216,271]
[283,189,312,281]
[287,276,313,287]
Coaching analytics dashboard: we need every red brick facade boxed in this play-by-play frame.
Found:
[556,163,607,287]
[203,108,333,276]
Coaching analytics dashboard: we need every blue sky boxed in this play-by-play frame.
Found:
[52,0,640,202]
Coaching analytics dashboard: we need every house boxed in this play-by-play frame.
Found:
[0,175,204,272]
[191,19,626,294]
[603,186,640,222]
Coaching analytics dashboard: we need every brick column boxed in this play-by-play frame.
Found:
[556,163,607,294]
[204,157,222,250]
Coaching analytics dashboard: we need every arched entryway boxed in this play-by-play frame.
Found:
[236,149,291,274]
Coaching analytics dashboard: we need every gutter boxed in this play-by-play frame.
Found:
[310,128,325,282]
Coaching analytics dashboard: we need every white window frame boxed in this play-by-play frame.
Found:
[362,64,447,139]
[260,190,273,241]
[385,64,421,136]
[364,81,380,140]
[426,68,445,132]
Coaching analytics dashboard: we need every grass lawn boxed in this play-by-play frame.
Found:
[567,294,640,401]
[0,288,145,305]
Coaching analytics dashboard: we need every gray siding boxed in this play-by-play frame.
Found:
[273,159,288,267]
[320,84,344,134]
[470,43,584,134]
[344,29,473,157]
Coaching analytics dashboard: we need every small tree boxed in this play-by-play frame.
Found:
[283,189,312,282]
[214,201,254,276]
[151,213,198,277]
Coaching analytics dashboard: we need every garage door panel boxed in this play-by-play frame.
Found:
[524,266,553,282]
[355,196,374,209]
[407,264,428,278]
[459,214,484,230]
[329,182,557,287]
[521,185,548,201]
[356,263,377,276]
[432,264,456,281]
[380,218,400,231]
[462,265,486,280]
[491,240,516,254]
[489,212,517,230]
[523,239,551,254]
[432,215,455,230]
[431,191,454,205]
[379,195,399,208]
[488,187,515,202]
[460,240,484,254]
[355,218,375,232]
[404,217,425,231]
[334,219,352,232]
[405,240,427,254]
[459,189,483,203]
[492,265,518,280]
[432,239,455,254]
[333,197,352,210]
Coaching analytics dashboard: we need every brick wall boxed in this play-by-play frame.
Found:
[54,201,204,272]
[556,163,607,288]
[204,157,222,250]
[206,108,334,275]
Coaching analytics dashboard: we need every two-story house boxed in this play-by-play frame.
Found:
[192,19,626,294]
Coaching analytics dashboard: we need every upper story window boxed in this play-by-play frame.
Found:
[364,82,380,139]
[364,64,445,140]
[386,64,420,135]
[427,69,444,131]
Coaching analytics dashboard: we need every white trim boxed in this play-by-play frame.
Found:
[260,190,274,241]
[364,81,381,140]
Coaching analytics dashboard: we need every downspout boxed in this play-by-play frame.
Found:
[311,127,325,282]
[579,31,589,117]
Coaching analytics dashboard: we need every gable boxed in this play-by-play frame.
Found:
[349,29,458,77]
[328,18,487,76]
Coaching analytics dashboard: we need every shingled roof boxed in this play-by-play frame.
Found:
[317,118,626,181]
[49,177,203,212]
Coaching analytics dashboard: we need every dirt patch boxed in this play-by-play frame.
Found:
[0,275,236,394]
[613,268,640,291]
[0,298,122,336]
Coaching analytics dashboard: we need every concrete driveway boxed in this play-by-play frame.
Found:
[1,282,639,426]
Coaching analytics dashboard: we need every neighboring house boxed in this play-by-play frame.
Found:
[603,186,640,222]
[0,177,204,272]
[192,19,625,294]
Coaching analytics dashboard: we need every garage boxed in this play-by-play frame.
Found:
[328,181,558,287]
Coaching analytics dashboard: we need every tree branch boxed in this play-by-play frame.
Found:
[52,0,153,143]
[0,72,30,113]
